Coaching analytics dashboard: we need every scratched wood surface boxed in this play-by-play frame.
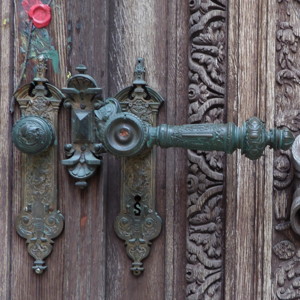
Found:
[4,0,188,299]
[106,1,188,299]
[0,0,13,299]
[225,0,275,299]
[2,0,293,299]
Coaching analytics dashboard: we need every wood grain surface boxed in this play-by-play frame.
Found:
[4,0,189,299]
[225,0,275,299]
[2,0,295,299]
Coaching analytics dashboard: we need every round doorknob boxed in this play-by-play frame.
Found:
[12,116,55,154]
[102,112,148,156]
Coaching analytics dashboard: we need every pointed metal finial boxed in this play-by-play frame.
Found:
[34,55,48,83]
[76,64,87,74]
[133,57,146,85]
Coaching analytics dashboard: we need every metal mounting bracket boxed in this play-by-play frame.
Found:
[61,65,104,188]
[113,58,164,275]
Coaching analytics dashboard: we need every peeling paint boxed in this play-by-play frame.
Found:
[21,28,60,73]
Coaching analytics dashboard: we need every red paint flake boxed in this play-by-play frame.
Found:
[22,0,52,28]
[80,216,88,228]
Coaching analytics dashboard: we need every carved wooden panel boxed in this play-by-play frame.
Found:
[186,1,227,299]
[272,1,300,299]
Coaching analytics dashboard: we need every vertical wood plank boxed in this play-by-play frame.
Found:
[11,0,109,299]
[11,1,67,299]
[225,0,275,299]
[107,0,188,299]
[0,0,13,299]
[60,0,109,299]
[9,0,189,298]
[165,1,189,299]
[106,1,168,299]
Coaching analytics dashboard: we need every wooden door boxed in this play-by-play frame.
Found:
[0,0,298,299]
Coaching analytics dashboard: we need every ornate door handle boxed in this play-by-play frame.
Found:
[97,110,293,160]
[12,57,64,274]
[62,58,294,275]
[93,58,294,275]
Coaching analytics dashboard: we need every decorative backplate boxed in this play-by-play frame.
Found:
[114,58,164,275]
[13,57,64,274]
[61,65,104,188]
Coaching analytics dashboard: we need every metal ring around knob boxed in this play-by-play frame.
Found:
[103,112,148,157]
[12,116,55,154]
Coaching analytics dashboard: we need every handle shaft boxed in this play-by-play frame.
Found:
[99,111,294,159]
[147,117,294,160]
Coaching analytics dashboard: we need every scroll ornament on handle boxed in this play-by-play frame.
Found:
[12,56,64,274]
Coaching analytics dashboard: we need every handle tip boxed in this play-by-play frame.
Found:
[272,128,295,151]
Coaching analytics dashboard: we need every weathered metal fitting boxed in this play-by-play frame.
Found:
[12,116,55,154]
[61,65,104,187]
[291,189,300,236]
[238,117,294,159]
[269,127,295,151]
[145,117,294,160]
[102,112,149,157]
[12,56,64,274]
[111,58,164,276]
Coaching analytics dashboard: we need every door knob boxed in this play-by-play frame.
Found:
[291,135,300,235]
[12,115,55,154]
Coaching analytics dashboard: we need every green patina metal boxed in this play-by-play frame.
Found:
[20,27,60,73]
[59,58,295,276]
[110,58,164,276]
[97,110,294,160]
[93,58,295,276]
[12,56,64,274]
[61,65,104,188]
[12,115,55,154]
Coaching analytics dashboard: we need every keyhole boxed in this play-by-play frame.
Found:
[133,195,142,216]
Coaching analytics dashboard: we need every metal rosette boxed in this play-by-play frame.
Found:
[102,112,149,157]
[12,116,55,154]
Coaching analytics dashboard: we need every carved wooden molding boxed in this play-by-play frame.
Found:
[273,1,300,299]
[186,1,227,299]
